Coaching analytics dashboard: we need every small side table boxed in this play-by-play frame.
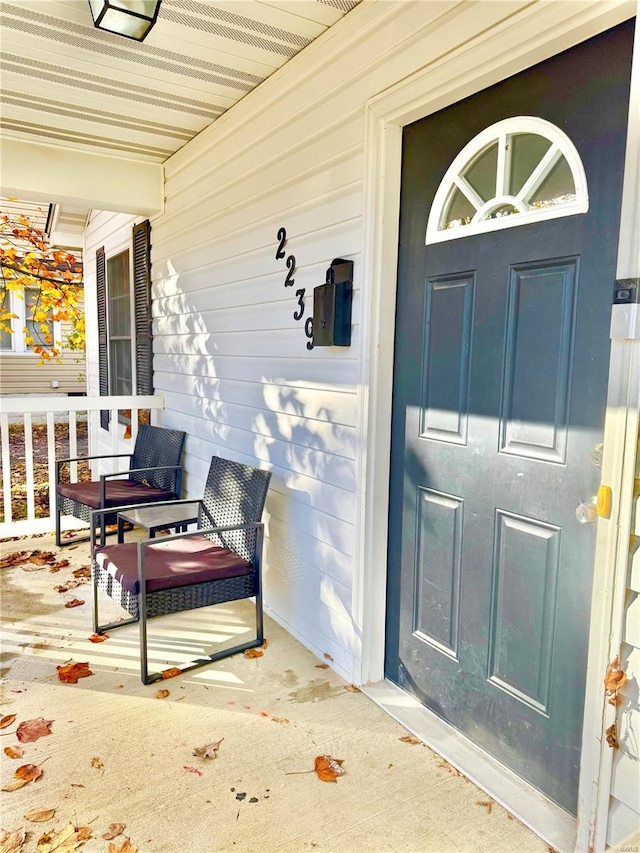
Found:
[117,501,200,543]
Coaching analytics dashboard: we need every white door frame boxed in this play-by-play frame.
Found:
[355,1,639,850]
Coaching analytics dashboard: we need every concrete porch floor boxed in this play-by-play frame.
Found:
[1,532,550,853]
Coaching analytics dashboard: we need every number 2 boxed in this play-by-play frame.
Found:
[275,227,286,259]
[284,254,296,287]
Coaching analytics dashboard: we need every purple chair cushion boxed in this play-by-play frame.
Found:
[94,535,252,595]
[57,479,175,508]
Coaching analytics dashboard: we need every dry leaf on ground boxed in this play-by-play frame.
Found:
[108,839,137,853]
[161,667,181,680]
[36,823,88,853]
[90,757,103,770]
[64,599,84,609]
[0,714,17,729]
[15,762,44,782]
[16,718,53,743]
[51,560,70,570]
[101,824,125,841]
[315,663,329,669]
[344,684,360,692]
[57,662,93,684]
[399,735,423,745]
[88,634,107,643]
[72,567,90,578]
[54,581,81,593]
[0,827,26,853]
[24,809,56,823]
[314,755,345,782]
[192,738,223,759]
[476,800,493,814]
[2,780,28,792]
[154,689,169,699]
[271,717,289,724]
[243,648,263,658]
[438,760,461,776]
[4,746,24,759]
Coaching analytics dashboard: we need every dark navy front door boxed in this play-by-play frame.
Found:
[386,21,634,814]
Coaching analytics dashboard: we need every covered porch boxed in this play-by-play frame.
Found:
[1,527,547,853]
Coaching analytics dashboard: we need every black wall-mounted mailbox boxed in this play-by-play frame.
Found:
[312,258,354,347]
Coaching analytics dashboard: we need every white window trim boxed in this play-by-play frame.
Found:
[0,289,62,355]
[425,116,589,245]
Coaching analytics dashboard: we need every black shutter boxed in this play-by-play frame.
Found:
[133,220,153,397]
[96,246,109,430]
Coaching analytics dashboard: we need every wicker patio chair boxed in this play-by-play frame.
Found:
[90,455,272,684]
[56,424,186,547]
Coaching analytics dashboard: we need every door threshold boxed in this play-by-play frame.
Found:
[362,680,577,853]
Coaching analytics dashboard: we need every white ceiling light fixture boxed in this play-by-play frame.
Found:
[88,0,161,42]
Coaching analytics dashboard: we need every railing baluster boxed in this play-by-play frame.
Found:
[24,412,35,522]
[69,412,78,482]
[1,412,12,524]
[47,411,56,521]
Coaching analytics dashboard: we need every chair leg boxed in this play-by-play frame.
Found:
[55,501,62,548]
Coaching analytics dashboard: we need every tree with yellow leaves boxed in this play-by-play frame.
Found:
[0,209,84,363]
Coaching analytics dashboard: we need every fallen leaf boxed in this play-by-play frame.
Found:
[102,824,125,841]
[314,754,345,782]
[193,738,224,759]
[54,580,83,593]
[90,757,103,770]
[260,639,268,649]
[64,599,85,609]
[0,714,17,729]
[4,745,24,759]
[24,809,56,823]
[108,839,137,853]
[16,718,53,743]
[605,722,619,749]
[15,763,43,782]
[154,689,170,699]
[438,760,461,776]
[0,827,26,853]
[344,684,360,692]
[243,648,263,658]
[52,560,70,570]
[182,766,203,776]
[476,799,493,814]
[161,667,181,680]
[323,653,334,661]
[315,663,329,669]
[2,779,28,791]
[75,830,91,842]
[72,567,90,578]
[57,662,93,683]
[258,711,270,717]
[36,822,87,852]
[88,634,107,643]
[271,717,289,724]
[399,735,423,745]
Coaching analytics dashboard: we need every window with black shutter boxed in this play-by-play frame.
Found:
[97,220,153,430]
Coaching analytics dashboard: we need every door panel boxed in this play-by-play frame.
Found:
[386,21,634,815]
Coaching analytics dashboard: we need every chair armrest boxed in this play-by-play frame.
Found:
[56,453,132,484]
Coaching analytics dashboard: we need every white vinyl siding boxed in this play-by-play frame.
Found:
[81,1,639,843]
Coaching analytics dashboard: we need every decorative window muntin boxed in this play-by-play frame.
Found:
[426,117,588,245]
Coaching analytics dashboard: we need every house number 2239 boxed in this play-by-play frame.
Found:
[275,227,313,350]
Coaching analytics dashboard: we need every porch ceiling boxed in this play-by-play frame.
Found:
[0,0,360,212]
[0,0,360,163]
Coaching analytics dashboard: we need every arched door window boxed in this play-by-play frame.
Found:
[425,117,588,244]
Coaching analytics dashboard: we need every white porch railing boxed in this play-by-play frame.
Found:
[0,394,164,538]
